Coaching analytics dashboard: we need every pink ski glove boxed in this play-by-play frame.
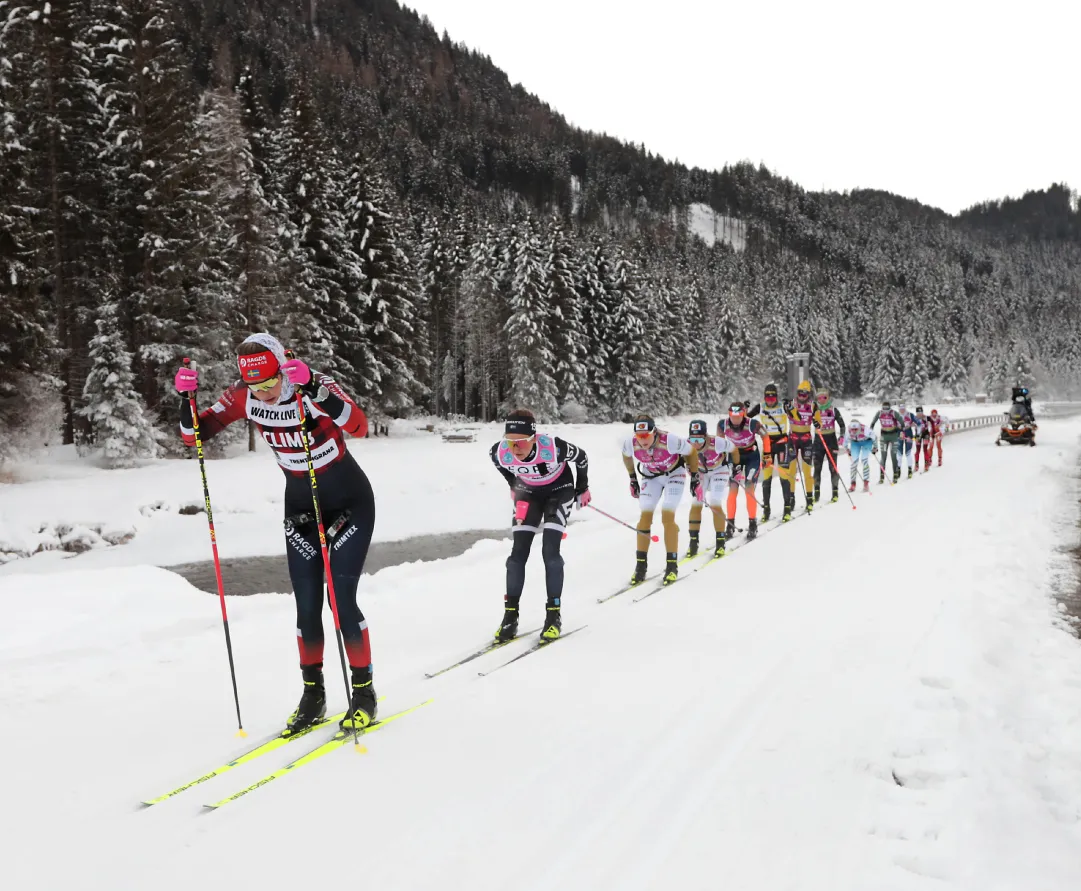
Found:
[281,358,311,386]
[175,366,198,393]
[514,500,530,523]
[576,489,592,509]
[693,482,704,501]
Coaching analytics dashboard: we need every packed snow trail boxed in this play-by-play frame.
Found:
[3,421,1081,890]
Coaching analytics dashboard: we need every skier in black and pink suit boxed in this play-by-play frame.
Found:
[490,408,590,644]
[174,332,377,734]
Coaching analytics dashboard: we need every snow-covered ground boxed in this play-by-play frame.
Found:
[0,401,1009,573]
[2,409,1081,890]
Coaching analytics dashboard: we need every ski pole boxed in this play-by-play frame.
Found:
[587,504,659,541]
[183,358,245,738]
[286,352,362,751]
[816,428,856,510]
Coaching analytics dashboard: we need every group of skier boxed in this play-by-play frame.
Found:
[174,334,952,738]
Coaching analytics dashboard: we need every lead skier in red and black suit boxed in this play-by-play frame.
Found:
[174,333,377,733]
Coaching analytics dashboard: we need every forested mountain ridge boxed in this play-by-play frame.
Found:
[2,0,1079,465]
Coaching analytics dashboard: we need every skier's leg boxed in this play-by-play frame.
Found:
[539,488,574,602]
[286,515,326,668]
[812,442,825,500]
[327,482,377,670]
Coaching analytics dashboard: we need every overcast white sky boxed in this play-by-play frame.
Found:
[401,0,1080,215]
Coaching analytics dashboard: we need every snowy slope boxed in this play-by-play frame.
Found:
[3,419,1081,890]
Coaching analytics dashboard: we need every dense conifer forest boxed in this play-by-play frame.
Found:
[2,0,1078,463]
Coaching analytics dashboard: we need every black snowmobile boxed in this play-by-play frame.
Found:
[997,402,1037,446]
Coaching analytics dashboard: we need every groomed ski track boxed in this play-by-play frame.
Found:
[5,419,1081,891]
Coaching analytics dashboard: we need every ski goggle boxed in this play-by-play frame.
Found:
[728,406,746,420]
[504,434,535,448]
[816,393,829,404]
[247,373,282,392]
[797,389,811,399]
[687,435,706,446]
[764,394,778,404]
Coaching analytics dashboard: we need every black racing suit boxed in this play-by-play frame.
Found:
[490,438,588,609]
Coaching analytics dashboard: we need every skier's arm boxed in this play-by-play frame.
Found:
[179,384,246,446]
[621,438,638,480]
[869,410,881,430]
[490,443,516,486]
[303,372,368,437]
[556,438,589,492]
[835,409,846,437]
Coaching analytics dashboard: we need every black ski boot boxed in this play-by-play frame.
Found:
[762,504,771,522]
[782,496,793,522]
[713,532,726,557]
[687,532,699,558]
[746,518,758,541]
[494,603,519,642]
[342,666,378,730]
[831,488,839,503]
[630,550,648,586]
[286,665,327,734]
[541,601,562,641]
[662,552,679,585]
[725,518,736,539]
[813,485,821,504]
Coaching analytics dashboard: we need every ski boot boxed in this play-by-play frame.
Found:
[813,486,821,504]
[746,518,758,541]
[805,493,814,514]
[713,532,726,557]
[782,499,793,522]
[662,552,679,585]
[725,518,736,540]
[686,532,699,558]
[849,481,857,493]
[341,666,378,730]
[494,603,519,642]
[863,480,870,493]
[893,473,901,484]
[878,470,885,485]
[541,601,562,641]
[907,468,913,480]
[762,504,771,522]
[630,551,648,586]
[285,665,327,734]
[831,489,839,504]
[938,458,942,467]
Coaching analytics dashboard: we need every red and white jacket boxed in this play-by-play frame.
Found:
[180,372,367,478]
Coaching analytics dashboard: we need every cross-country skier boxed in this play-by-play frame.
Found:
[748,383,789,522]
[175,333,377,733]
[811,387,846,504]
[927,408,946,466]
[913,406,932,472]
[490,408,590,643]
[623,415,700,586]
[781,380,817,520]
[897,402,919,479]
[845,414,877,492]
[720,401,764,539]
[686,419,733,558]
[870,398,905,484]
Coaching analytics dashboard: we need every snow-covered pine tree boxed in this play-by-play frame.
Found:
[343,153,427,412]
[80,302,160,467]
[606,247,648,413]
[504,220,558,419]
[545,220,591,412]
[0,4,53,455]
[264,75,337,373]
[938,336,969,397]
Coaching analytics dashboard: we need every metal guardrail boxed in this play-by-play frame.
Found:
[943,414,1007,435]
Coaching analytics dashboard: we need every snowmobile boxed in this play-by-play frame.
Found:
[997,403,1037,446]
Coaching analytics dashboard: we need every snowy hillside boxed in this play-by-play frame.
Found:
[2,414,1081,890]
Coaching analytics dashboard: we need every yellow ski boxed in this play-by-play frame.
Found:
[204,699,434,810]
[140,712,347,807]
